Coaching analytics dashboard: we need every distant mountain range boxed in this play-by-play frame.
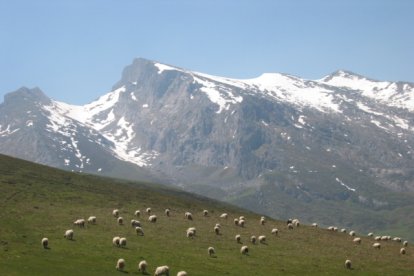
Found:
[1,58,413,237]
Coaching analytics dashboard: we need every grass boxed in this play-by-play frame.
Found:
[1,154,413,275]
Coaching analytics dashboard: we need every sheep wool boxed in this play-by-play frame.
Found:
[154,265,170,276]
[41,238,48,248]
[345,259,352,269]
[241,245,249,255]
[177,271,188,276]
[208,246,215,256]
[64,229,74,240]
[138,260,148,273]
[116,258,125,271]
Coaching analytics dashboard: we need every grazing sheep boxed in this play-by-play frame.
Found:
[345,259,352,269]
[214,226,220,235]
[333,227,338,232]
[258,235,266,244]
[187,229,195,238]
[64,229,74,240]
[154,265,169,276]
[341,229,347,233]
[134,210,141,217]
[73,219,85,228]
[117,217,124,225]
[148,215,157,223]
[271,228,278,235]
[120,237,127,247]
[373,242,381,249]
[235,234,241,243]
[292,219,300,227]
[400,248,406,255]
[311,223,318,228]
[187,227,197,235]
[374,236,381,241]
[393,237,402,242]
[234,218,239,225]
[87,216,96,224]
[403,241,408,247]
[131,219,141,227]
[41,237,49,248]
[260,218,266,225]
[185,212,193,220]
[116,258,125,271]
[287,223,293,230]
[165,208,170,217]
[177,271,187,276]
[138,260,148,273]
[328,226,335,231]
[238,220,245,228]
[112,209,119,217]
[239,216,246,221]
[208,246,215,257]
[251,235,257,244]
[136,226,144,236]
[215,223,221,228]
[353,237,361,244]
[349,231,356,237]
[146,207,151,214]
[220,213,228,219]
[113,236,120,247]
[368,232,374,237]
[203,210,209,216]
[241,245,249,255]
[381,236,389,241]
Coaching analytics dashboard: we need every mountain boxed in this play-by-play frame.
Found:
[1,58,414,238]
[1,154,413,275]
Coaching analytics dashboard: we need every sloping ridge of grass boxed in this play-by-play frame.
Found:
[0,153,413,275]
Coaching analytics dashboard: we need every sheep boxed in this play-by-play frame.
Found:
[393,237,402,242]
[333,227,338,232]
[41,237,49,249]
[136,226,144,236]
[187,227,197,235]
[73,219,85,228]
[368,232,374,237]
[120,237,127,247]
[234,218,239,225]
[373,242,381,249]
[381,236,389,241]
[287,223,293,230]
[235,234,241,243]
[117,217,124,225]
[135,210,141,217]
[185,212,193,220]
[208,246,215,257]
[214,226,220,235]
[138,260,148,273]
[260,218,266,225]
[327,226,335,231]
[340,229,347,233]
[215,223,221,228]
[374,236,381,241]
[400,248,406,255]
[112,209,119,217]
[148,215,157,223]
[345,259,352,269]
[258,235,266,244]
[113,236,120,247]
[203,210,209,216]
[292,219,300,227]
[239,216,246,221]
[64,229,74,240]
[349,231,356,237]
[251,235,257,244]
[311,223,318,228]
[403,241,408,247]
[238,220,245,227]
[220,213,228,219]
[116,258,125,271]
[241,245,249,255]
[154,265,169,276]
[87,216,96,224]
[146,207,151,214]
[165,208,170,217]
[271,228,278,235]
[131,219,141,227]
[353,237,361,244]
[186,229,195,238]
[177,271,187,276]
[286,219,293,224]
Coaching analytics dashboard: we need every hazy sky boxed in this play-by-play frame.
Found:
[1,0,413,105]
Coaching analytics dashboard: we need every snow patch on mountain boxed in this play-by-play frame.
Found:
[0,124,20,137]
[335,177,356,192]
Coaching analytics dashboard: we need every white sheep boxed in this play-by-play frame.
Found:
[349,231,356,237]
[73,219,85,228]
[251,235,257,244]
[177,271,187,276]
[260,218,266,225]
[148,215,157,223]
[131,219,141,227]
[138,260,148,273]
[64,229,74,240]
[381,236,389,241]
[220,213,228,219]
[327,226,335,231]
[235,234,241,243]
[400,248,406,255]
[353,237,361,244]
[374,236,381,241]
[134,210,141,217]
[117,217,124,225]
[215,223,221,228]
[214,226,220,235]
[241,245,249,255]
[136,226,144,236]
[345,259,352,269]
[185,212,193,220]
[187,229,195,238]
[368,232,374,237]
[238,219,245,227]
[120,237,127,247]
[234,218,239,225]
[165,208,170,216]
[258,235,266,244]
[41,237,49,249]
[112,209,119,217]
[187,227,197,235]
[112,236,120,247]
[311,223,318,228]
[287,223,293,230]
[292,219,300,227]
[203,210,209,216]
[403,241,408,247]
[146,207,151,214]
[116,258,125,271]
[340,229,347,233]
[87,216,96,224]
[154,265,169,276]
[208,246,215,257]
[271,228,278,235]
[373,242,381,249]
[393,237,402,242]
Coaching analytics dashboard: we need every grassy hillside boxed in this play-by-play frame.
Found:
[0,154,413,275]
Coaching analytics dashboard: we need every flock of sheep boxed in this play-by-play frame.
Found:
[40,206,410,274]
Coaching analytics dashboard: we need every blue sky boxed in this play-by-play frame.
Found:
[1,0,413,105]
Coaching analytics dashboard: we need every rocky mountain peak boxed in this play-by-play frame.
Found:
[3,87,51,106]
